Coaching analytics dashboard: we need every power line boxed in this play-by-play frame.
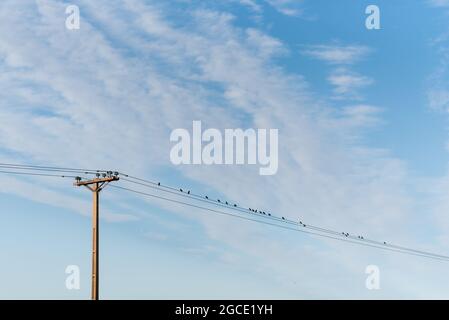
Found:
[109,184,449,262]
[0,169,80,179]
[0,163,447,262]
[0,162,109,174]
[118,175,449,261]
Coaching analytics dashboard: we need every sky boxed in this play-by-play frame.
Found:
[1,0,449,299]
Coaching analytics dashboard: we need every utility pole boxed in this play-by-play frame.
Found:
[74,173,119,300]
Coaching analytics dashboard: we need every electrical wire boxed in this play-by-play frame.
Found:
[110,184,449,262]
[0,169,80,179]
[0,163,447,261]
[119,174,449,261]
[0,163,109,174]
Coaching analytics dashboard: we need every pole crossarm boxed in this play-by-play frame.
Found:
[74,176,119,189]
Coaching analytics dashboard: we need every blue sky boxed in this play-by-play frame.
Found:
[2,0,449,299]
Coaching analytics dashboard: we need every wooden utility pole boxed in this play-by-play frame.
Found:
[74,174,119,300]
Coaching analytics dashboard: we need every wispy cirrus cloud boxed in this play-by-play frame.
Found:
[428,0,449,7]
[265,0,303,16]
[327,68,374,100]
[234,0,303,16]
[301,44,371,64]
[301,44,373,100]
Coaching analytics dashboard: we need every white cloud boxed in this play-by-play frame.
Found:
[234,0,303,16]
[429,0,449,7]
[239,0,262,12]
[327,68,374,99]
[265,0,303,16]
[302,44,371,64]
[428,88,449,111]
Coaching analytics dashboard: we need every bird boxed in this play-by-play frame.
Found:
[205,196,209,199]
[180,189,183,192]
[268,213,271,216]
[282,217,285,220]
[217,199,221,203]
[157,182,161,186]
[234,204,237,207]
[225,201,228,205]
[187,190,190,194]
